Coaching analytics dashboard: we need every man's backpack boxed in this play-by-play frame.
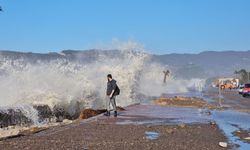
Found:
[114,85,120,96]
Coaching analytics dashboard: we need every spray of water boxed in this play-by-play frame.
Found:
[0,40,205,124]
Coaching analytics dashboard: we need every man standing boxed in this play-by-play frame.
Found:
[104,74,119,117]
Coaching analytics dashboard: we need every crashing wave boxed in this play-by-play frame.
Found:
[0,49,205,127]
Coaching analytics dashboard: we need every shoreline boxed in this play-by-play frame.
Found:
[1,89,250,149]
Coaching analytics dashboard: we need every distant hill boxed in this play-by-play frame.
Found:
[150,50,250,78]
[1,49,250,79]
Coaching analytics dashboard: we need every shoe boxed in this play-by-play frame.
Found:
[104,111,110,116]
[114,111,117,117]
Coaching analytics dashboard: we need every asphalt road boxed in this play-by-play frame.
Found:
[0,104,227,150]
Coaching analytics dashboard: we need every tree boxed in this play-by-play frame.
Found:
[235,69,250,84]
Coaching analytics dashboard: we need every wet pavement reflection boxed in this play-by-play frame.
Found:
[113,102,250,150]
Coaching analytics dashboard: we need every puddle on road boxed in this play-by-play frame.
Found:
[116,105,211,125]
[212,110,250,150]
[116,119,168,125]
[145,131,160,140]
[118,96,250,149]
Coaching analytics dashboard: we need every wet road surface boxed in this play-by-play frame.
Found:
[0,104,227,150]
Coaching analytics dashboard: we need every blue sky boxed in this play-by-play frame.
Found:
[0,0,250,54]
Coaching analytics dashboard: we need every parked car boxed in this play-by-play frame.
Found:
[242,83,250,97]
[215,78,239,90]
[238,84,245,94]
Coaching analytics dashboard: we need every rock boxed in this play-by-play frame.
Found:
[33,105,53,122]
[53,105,71,122]
[29,127,39,133]
[0,109,32,128]
[79,109,99,119]
[219,142,228,148]
[63,119,73,124]
[244,137,250,140]
[210,121,216,126]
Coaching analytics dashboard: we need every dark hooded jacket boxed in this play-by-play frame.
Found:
[106,79,117,96]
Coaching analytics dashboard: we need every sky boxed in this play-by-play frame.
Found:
[0,0,250,54]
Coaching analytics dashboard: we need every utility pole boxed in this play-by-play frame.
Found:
[247,71,249,83]
[218,80,222,107]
